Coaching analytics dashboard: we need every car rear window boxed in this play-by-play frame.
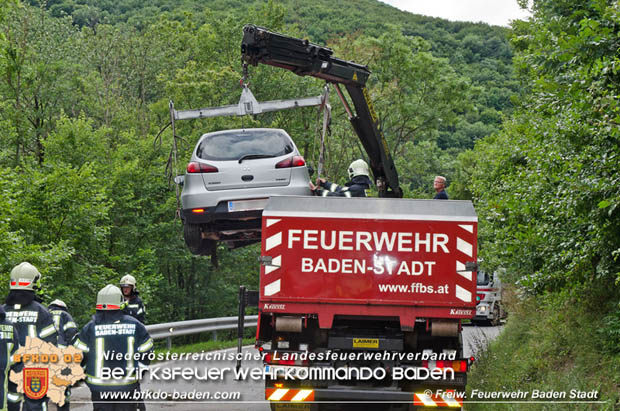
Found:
[196,130,294,161]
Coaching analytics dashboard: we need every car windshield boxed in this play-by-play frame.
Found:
[196,130,294,161]
[477,270,490,286]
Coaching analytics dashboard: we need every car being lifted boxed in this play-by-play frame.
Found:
[178,128,311,256]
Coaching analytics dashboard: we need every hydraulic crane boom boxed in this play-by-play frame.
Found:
[241,24,403,198]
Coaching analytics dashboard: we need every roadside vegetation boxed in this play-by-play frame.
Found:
[464,1,620,408]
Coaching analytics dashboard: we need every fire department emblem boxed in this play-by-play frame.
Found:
[24,368,49,400]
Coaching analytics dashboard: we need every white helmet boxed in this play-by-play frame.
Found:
[10,262,42,291]
[49,299,67,309]
[120,274,136,288]
[96,285,124,310]
[348,159,370,179]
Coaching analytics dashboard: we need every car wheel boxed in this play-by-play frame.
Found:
[183,223,215,256]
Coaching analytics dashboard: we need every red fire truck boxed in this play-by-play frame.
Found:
[252,196,477,410]
[233,25,478,410]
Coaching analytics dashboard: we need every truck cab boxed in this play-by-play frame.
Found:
[473,268,504,326]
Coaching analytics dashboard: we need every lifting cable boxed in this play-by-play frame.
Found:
[317,84,331,180]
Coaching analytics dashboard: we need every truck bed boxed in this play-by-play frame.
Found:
[260,196,478,330]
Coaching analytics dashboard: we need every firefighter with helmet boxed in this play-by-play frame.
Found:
[3,262,57,411]
[119,275,146,324]
[309,159,372,197]
[74,285,153,411]
[0,305,20,411]
[48,299,78,411]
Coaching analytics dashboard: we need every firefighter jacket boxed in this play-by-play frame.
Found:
[0,306,20,411]
[48,304,78,349]
[314,175,372,198]
[122,294,146,324]
[74,310,153,392]
[3,291,57,346]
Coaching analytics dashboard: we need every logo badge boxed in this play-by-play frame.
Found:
[24,368,48,400]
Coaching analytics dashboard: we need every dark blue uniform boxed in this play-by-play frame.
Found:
[315,175,372,197]
[74,311,152,411]
[434,189,449,200]
[122,295,146,324]
[4,291,57,411]
[49,305,78,349]
[0,306,20,411]
[49,303,78,411]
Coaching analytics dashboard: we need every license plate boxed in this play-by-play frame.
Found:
[227,198,268,212]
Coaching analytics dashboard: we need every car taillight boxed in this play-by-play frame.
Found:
[187,162,218,173]
[275,156,306,168]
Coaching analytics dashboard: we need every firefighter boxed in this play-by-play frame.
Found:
[48,299,78,411]
[0,305,20,411]
[74,285,153,411]
[3,262,57,411]
[120,275,146,324]
[309,159,372,197]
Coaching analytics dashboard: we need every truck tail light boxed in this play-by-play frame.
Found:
[275,156,305,168]
[187,162,218,173]
[422,360,467,372]
[263,352,308,366]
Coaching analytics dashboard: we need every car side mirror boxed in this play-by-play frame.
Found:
[307,164,315,177]
[174,175,185,186]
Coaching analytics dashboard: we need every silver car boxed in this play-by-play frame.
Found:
[179,128,312,255]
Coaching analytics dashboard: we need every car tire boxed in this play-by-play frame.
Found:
[183,223,216,256]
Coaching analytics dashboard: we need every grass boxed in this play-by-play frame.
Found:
[466,284,620,410]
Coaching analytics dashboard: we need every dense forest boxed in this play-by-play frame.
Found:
[0,0,518,326]
[1,0,619,404]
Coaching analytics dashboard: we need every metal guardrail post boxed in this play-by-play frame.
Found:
[167,337,171,349]
[211,331,217,341]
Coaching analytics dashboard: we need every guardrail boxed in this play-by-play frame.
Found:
[145,315,258,348]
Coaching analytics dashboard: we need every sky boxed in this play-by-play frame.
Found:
[379,0,532,27]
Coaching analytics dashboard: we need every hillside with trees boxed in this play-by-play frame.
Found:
[0,0,517,327]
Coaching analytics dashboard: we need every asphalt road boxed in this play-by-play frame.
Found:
[67,323,503,411]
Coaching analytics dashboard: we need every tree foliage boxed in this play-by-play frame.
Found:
[464,0,620,296]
